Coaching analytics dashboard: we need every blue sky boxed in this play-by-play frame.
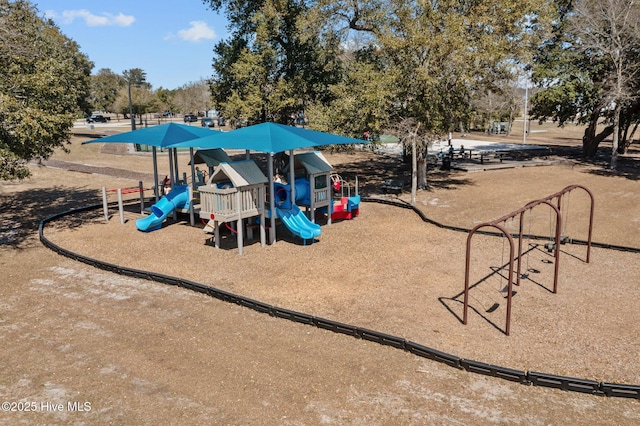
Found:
[33,0,229,90]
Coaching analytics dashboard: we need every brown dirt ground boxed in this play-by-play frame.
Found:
[1,120,639,424]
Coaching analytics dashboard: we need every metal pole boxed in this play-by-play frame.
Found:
[152,147,159,202]
[117,188,125,224]
[102,187,109,222]
[268,153,276,244]
[128,80,136,131]
[189,147,196,226]
[289,150,295,208]
[139,181,144,214]
[464,222,515,336]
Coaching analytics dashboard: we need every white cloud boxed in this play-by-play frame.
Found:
[48,9,135,27]
[176,21,216,42]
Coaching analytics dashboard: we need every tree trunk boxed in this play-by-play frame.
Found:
[506,110,514,136]
[610,103,621,169]
[625,121,639,153]
[411,137,417,205]
[582,110,600,157]
[417,158,427,190]
[582,109,614,158]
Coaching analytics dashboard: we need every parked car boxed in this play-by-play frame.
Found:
[184,114,198,123]
[201,117,214,128]
[86,115,110,123]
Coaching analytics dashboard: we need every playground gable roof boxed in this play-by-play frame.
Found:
[190,148,232,167]
[293,151,333,175]
[83,122,216,148]
[174,122,363,153]
[210,160,268,187]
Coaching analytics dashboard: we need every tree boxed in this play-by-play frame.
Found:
[306,46,399,141]
[569,0,640,169]
[89,68,126,114]
[173,79,212,116]
[204,0,554,188]
[113,83,155,121]
[324,0,554,188]
[0,0,92,180]
[472,73,528,136]
[155,87,177,116]
[121,68,149,125]
[205,0,343,127]
[531,0,640,168]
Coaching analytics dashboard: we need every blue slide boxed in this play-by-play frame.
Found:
[276,204,322,241]
[136,185,190,232]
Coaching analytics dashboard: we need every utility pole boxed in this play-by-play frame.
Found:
[125,69,146,131]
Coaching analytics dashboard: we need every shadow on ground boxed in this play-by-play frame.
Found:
[0,186,101,248]
[545,143,640,181]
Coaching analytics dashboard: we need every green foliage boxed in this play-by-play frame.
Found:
[531,0,640,161]
[376,0,552,135]
[204,0,554,147]
[155,88,177,115]
[90,69,126,113]
[307,48,398,141]
[530,6,607,127]
[0,0,93,180]
[206,0,343,126]
[308,0,554,145]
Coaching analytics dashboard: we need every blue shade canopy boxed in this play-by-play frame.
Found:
[82,122,217,148]
[168,122,363,152]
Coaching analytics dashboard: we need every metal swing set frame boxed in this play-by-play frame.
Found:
[463,185,594,336]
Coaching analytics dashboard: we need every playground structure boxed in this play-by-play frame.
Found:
[329,173,361,221]
[132,145,361,250]
[190,151,360,251]
[189,148,233,185]
[136,185,191,232]
[198,160,268,255]
[284,151,333,223]
[281,151,361,224]
[85,121,366,246]
[463,185,594,336]
[272,179,322,242]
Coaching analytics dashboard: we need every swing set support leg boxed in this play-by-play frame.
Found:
[464,222,515,336]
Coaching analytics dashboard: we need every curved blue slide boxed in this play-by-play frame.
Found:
[276,204,321,241]
[136,185,190,232]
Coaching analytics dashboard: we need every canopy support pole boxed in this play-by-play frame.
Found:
[152,146,159,203]
[168,149,175,186]
[289,150,295,206]
[268,152,276,244]
[189,147,196,226]
[173,148,180,183]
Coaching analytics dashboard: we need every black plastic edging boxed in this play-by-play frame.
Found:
[238,297,273,314]
[359,328,407,349]
[460,359,528,384]
[527,371,603,396]
[39,202,640,399]
[600,382,640,398]
[271,307,315,325]
[406,341,462,369]
[313,317,360,337]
